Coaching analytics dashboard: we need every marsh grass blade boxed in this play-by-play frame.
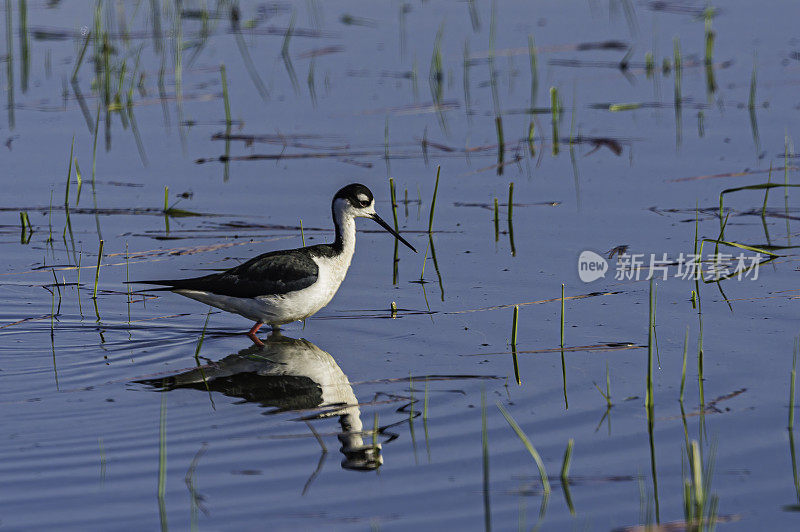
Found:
[594,362,612,408]
[74,160,83,206]
[749,53,757,110]
[561,438,575,515]
[5,0,14,130]
[71,29,91,82]
[158,386,168,531]
[428,166,441,233]
[92,239,104,299]
[482,388,491,532]
[468,0,479,31]
[527,120,535,157]
[528,35,538,108]
[511,306,520,385]
[683,439,718,529]
[125,242,130,305]
[646,279,656,412]
[550,87,559,155]
[561,284,568,409]
[674,37,683,146]
[762,164,773,217]
[680,326,689,403]
[560,438,573,481]
[560,284,565,348]
[220,64,231,124]
[507,182,514,224]
[231,6,269,100]
[493,198,499,242]
[64,136,74,207]
[645,52,654,77]
[389,178,400,231]
[496,402,550,495]
[384,116,390,176]
[703,10,716,96]
[791,339,798,430]
[463,40,471,118]
[495,116,504,174]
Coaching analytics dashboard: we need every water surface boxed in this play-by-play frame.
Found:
[1,1,799,530]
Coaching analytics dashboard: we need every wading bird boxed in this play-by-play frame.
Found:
[130,184,416,344]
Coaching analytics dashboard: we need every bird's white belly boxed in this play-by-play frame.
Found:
[175,254,351,325]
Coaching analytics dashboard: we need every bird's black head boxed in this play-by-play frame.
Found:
[333,183,374,209]
[330,182,417,253]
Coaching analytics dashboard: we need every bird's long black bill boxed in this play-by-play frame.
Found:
[370,213,417,252]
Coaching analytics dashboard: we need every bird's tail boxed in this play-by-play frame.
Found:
[123,279,180,292]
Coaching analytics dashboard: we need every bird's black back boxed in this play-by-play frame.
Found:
[136,244,338,298]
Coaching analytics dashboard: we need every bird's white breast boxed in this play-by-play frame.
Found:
[249,244,355,325]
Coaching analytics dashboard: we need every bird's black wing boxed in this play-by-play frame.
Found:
[134,248,319,298]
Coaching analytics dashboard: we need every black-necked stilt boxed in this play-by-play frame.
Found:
[130,183,416,343]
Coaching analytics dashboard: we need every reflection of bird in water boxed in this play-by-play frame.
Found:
[137,332,381,471]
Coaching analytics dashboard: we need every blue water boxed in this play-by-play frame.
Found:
[1,1,799,529]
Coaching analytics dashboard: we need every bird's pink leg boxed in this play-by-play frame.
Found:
[247,322,264,346]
